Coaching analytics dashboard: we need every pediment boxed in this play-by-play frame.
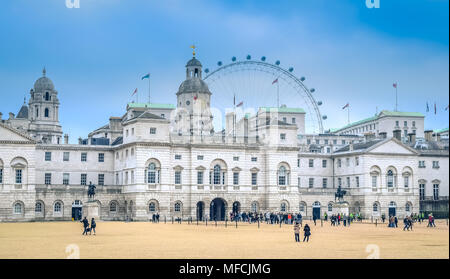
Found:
[368,139,417,155]
[0,124,34,142]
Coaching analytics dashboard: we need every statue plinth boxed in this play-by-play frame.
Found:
[84,201,100,221]
[333,202,349,215]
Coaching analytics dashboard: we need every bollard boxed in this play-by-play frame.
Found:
[225,218,227,228]
[375,219,377,227]
[197,218,199,226]
[215,220,217,227]
[235,219,238,229]
[206,219,208,226]
[172,216,174,224]
[164,216,166,224]
[321,219,323,227]
[258,219,260,229]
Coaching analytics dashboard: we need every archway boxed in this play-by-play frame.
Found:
[196,201,205,221]
[388,201,396,217]
[312,201,321,219]
[210,198,226,221]
[72,200,83,220]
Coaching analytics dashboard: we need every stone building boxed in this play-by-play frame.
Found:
[0,56,448,222]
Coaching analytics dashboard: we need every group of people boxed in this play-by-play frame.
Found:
[293,222,311,242]
[329,213,354,226]
[385,213,437,229]
[80,217,97,235]
[228,211,305,225]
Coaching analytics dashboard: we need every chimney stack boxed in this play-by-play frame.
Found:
[408,132,416,145]
[78,137,83,145]
[393,130,401,141]
[64,134,69,144]
[379,132,387,139]
[424,130,433,142]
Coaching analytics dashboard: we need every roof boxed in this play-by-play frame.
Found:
[259,107,306,114]
[111,136,123,146]
[16,105,29,119]
[334,139,384,153]
[434,128,449,134]
[186,57,202,67]
[333,110,424,132]
[127,103,175,109]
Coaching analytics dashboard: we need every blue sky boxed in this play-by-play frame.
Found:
[0,0,448,142]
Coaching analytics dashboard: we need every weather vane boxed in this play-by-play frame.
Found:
[190,45,196,57]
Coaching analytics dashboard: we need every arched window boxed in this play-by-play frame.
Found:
[213,165,221,185]
[405,202,411,213]
[280,202,287,212]
[149,202,157,212]
[148,163,157,184]
[278,166,286,185]
[299,202,306,212]
[14,202,22,214]
[387,170,394,188]
[45,92,50,101]
[251,201,259,212]
[54,202,62,213]
[174,202,182,212]
[312,201,321,207]
[389,201,396,208]
[35,202,42,212]
[328,203,333,212]
[109,202,117,213]
[44,108,49,118]
[373,202,379,213]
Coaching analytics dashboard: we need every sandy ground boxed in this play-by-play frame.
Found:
[0,220,448,259]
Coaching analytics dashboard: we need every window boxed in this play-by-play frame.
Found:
[149,202,156,212]
[213,165,221,185]
[322,178,327,188]
[131,171,134,184]
[299,203,305,212]
[395,121,399,126]
[322,160,327,168]
[131,148,134,156]
[174,202,181,212]
[280,133,286,140]
[308,178,314,188]
[115,173,119,185]
[45,152,52,161]
[175,171,181,185]
[328,203,333,212]
[251,173,257,185]
[308,159,314,168]
[131,128,135,135]
[110,202,117,213]
[81,153,87,162]
[418,161,425,168]
[387,170,394,188]
[251,157,257,162]
[54,202,61,213]
[404,176,409,188]
[197,171,203,185]
[233,172,239,185]
[346,177,350,187]
[324,139,329,145]
[233,156,239,161]
[341,140,345,145]
[433,184,439,200]
[98,153,104,162]
[278,166,287,185]
[315,139,320,144]
[44,108,49,118]
[14,203,22,214]
[355,157,359,166]
[405,203,411,213]
[280,202,287,212]
[148,163,157,184]
[307,139,311,145]
[419,184,425,200]
[251,202,258,212]
[373,203,379,213]
[338,177,342,187]
[372,176,377,188]
[63,173,69,185]
[356,176,360,187]
[63,152,70,162]
[333,140,337,145]
[45,173,51,185]
[81,174,87,185]
[292,118,296,124]
[0,168,3,184]
[432,161,440,169]
[175,154,182,160]
[15,169,22,184]
[197,155,204,160]
[282,117,287,123]
[126,130,129,137]
[404,121,407,127]
[337,159,342,168]
[297,159,300,167]
[35,202,42,213]
[297,176,301,187]
[98,174,104,186]
[150,128,156,134]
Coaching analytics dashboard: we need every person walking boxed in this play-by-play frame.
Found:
[90,218,97,235]
[303,224,311,242]
[80,217,89,235]
[294,222,301,243]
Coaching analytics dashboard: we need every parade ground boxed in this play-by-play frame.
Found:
[0,220,448,259]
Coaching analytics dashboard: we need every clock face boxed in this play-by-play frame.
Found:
[186,100,191,106]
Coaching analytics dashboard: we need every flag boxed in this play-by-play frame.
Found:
[426,102,429,112]
[131,88,137,96]
[141,73,150,80]
[236,101,243,107]
[434,102,437,114]
[272,78,278,85]
[342,103,349,110]
[393,82,397,89]
[445,105,449,111]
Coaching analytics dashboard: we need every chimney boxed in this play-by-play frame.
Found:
[408,132,416,145]
[393,129,401,141]
[78,137,83,145]
[424,130,433,142]
[379,132,387,139]
[8,112,15,120]
[64,134,69,144]
[0,112,2,120]
[244,115,249,144]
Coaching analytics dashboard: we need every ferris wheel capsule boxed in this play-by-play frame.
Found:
[322,115,328,120]
[289,67,294,72]
[300,77,306,82]
[310,88,315,93]
[246,55,251,60]
[318,101,323,106]
[261,56,266,61]
[275,60,280,65]
[205,68,210,73]
[232,56,237,62]
[218,61,223,66]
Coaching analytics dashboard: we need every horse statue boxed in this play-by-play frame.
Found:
[334,185,347,203]
[87,182,96,201]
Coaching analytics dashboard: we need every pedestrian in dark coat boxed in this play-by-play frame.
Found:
[80,217,89,235]
[90,218,96,235]
[303,224,311,242]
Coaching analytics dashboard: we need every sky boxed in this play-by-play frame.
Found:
[0,0,448,142]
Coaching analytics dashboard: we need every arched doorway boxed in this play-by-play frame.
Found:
[388,201,396,217]
[232,201,240,214]
[210,198,226,221]
[312,201,321,220]
[72,200,83,220]
[196,201,205,221]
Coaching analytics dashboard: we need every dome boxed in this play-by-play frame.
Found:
[177,78,211,94]
[186,57,202,67]
[34,76,54,92]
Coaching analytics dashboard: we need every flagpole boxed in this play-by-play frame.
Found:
[347,106,350,125]
[148,75,151,103]
[395,85,398,112]
[277,81,279,108]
